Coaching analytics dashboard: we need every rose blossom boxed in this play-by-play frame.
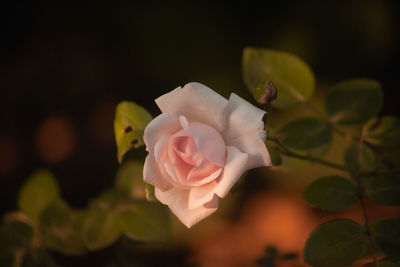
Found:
[143,82,271,228]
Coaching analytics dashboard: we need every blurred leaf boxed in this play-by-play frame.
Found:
[362,171,400,205]
[144,184,156,201]
[362,260,400,267]
[242,47,315,109]
[115,160,147,200]
[82,209,121,251]
[325,79,383,125]
[303,176,358,211]
[89,189,132,211]
[22,249,56,267]
[18,170,59,222]
[265,142,282,166]
[40,200,86,255]
[0,253,14,267]
[118,201,169,242]
[279,117,332,150]
[0,220,33,249]
[373,218,400,261]
[114,101,153,163]
[344,143,377,175]
[303,219,368,267]
[362,116,400,147]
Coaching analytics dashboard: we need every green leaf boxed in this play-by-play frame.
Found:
[40,200,87,255]
[303,176,358,211]
[362,260,400,267]
[0,220,33,248]
[279,118,332,150]
[115,160,147,200]
[22,249,56,267]
[114,101,153,163]
[242,47,315,109]
[362,171,400,205]
[325,79,383,125]
[89,189,132,211]
[18,170,59,222]
[362,116,400,147]
[303,219,368,267]
[82,209,121,251]
[344,143,378,175]
[265,141,282,166]
[373,218,400,261]
[118,201,169,242]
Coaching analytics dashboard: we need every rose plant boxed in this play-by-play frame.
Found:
[1,48,399,267]
[143,82,271,227]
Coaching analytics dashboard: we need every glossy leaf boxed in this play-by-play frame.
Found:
[114,101,152,163]
[115,160,147,200]
[303,176,358,211]
[362,171,400,205]
[18,170,59,222]
[118,201,169,242]
[40,200,87,255]
[344,143,377,175]
[242,47,315,109]
[82,209,121,251]
[279,117,332,150]
[362,116,400,147]
[304,219,368,267]
[325,79,383,125]
[373,218,400,261]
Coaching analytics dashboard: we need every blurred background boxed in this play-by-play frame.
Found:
[1,1,400,266]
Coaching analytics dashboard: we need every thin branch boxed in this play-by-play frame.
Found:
[358,186,378,266]
[267,137,350,173]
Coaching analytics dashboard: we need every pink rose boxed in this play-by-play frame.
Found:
[143,82,271,228]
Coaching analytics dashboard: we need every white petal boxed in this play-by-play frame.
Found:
[143,113,181,151]
[155,187,219,228]
[228,132,272,169]
[155,82,228,131]
[215,146,248,198]
[223,93,271,169]
[188,181,218,209]
[143,155,172,192]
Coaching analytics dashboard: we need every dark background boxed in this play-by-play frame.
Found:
[0,1,399,265]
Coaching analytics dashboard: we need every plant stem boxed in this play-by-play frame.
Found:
[267,137,350,173]
[300,100,395,170]
[358,185,378,266]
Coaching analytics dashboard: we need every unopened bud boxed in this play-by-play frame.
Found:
[257,81,278,104]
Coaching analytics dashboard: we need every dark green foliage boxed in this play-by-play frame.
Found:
[373,219,400,261]
[363,171,400,205]
[303,176,358,211]
[279,118,332,150]
[325,79,383,125]
[303,219,368,267]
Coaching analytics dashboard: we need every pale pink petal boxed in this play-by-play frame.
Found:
[188,162,222,186]
[143,113,181,150]
[155,82,228,131]
[215,146,248,198]
[186,122,226,167]
[143,155,172,192]
[228,132,272,169]
[155,187,219,228]
[223,93,271,169]
[188,181,218,210]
